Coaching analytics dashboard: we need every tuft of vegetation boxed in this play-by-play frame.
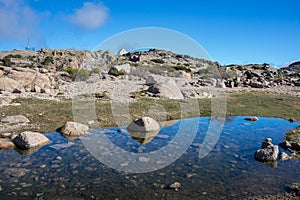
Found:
[197,65,220,78]
[236,66,245,71]
[23,64,35,69]
[151,59,165,64]
[64,67,91,81]
[2,55,15,67]
[131,63,140,67]
[171,65,191,73]
[3,54,22,59]
[108,67,126,76]
[42,56,54,65]
[2,91,300,133]
[91,67,101,74]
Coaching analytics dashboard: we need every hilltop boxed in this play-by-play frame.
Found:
[0,48,299,104]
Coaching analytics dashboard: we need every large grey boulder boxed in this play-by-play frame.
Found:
[146,75,173,85]
[148,81,184,99]
[146,75,184,99]
[127,117,160,144]
[254,138,279,162]
[60,122,89,137]
[128,117,160,133]
[12,131,49,150]
[1,115,30,124]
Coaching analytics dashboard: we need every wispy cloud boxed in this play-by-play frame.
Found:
[68,2,108,30]
[0,0,39,40]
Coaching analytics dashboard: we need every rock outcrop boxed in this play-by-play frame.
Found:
[0,48,299,101]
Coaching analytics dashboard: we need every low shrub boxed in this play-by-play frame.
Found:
[42,56,54,65]
[108,67,126,76]
[151,59,165,64]
[64,67,91,81]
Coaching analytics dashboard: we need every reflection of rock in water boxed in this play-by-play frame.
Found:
[14,146,42,156]
[127,117,160,144]
[129,130,159,144]
[161,119,179,128]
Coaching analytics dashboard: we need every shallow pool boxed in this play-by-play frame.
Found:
[0,116,299,199]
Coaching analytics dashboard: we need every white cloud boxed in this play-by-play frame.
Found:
[68,2,108,30]
[0,0,39,40]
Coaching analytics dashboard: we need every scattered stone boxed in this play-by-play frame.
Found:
[0,140,15,149]
[60,122,89,137]
[4,168,30,178]
[120,162,129,167]
[279,152,290,161]
[291,142,300,151]
[289,118,297,123]
[12,131,49,150]
[117,128,126,133]
[138,157,150,163]
[261,138,273,148]
[279,141,292,150]
[56,156,63,161]
[167,181,181,191]
[0,97,13,105]
[186,173,197,178]
[288,183,300,196]
[0,132,11,139]
[254,138,279,162]
[244,117,259,122]
[1,115,30,124]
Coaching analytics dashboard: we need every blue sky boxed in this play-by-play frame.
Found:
[0,0,299,66]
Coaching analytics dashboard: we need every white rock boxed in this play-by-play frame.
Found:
[12,131,49,150]
[1,115,30,124]
[127,117,160,133]
[60,122,89,137]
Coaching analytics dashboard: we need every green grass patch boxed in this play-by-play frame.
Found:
[1,91,299,133]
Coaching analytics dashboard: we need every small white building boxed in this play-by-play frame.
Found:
[118,48,128,56]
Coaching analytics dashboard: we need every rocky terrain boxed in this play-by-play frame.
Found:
[0,49,300,199]
[0,48,300,106]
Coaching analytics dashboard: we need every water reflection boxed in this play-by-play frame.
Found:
[0,117,299,199]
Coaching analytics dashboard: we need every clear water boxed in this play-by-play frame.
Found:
[0,116,299,200]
